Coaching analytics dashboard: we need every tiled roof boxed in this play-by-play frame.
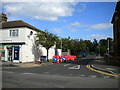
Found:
[0,20,42,32]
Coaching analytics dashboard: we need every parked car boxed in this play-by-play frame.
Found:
[35,56,47,64]
[77,52,86,58]
[81,52,86,57]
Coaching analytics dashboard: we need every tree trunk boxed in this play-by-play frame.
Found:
[55,48,58,55]
[47,49,49,62]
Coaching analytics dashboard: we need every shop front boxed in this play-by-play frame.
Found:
[6,45,20,62]
[0,44,5,61]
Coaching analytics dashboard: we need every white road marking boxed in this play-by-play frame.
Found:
[106,68,115,70]
[3,71,14,73]
[64,64,70,67]
[68,65,80,70]
[103,75,110,78]
[44,72,49,74]
[89,75,97,78]
[81,74,85,77]
[22,72,33,75]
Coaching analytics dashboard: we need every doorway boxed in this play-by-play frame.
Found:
[14,46,19,60]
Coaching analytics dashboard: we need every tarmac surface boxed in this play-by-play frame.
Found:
[1,56,120,75]
[1,55,120,88]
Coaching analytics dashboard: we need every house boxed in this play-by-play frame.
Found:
[111,1,120,57]
[0,13,61,63]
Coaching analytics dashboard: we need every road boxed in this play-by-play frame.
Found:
[2,55,119,88]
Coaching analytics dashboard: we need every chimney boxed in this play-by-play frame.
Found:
[0,13,7,22]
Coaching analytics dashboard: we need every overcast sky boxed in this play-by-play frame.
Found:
[1,1,117,41]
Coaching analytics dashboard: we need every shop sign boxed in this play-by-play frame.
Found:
[6,45,13,49]
[0,44,5,52]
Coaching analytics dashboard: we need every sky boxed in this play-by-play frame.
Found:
[1,1,117,41]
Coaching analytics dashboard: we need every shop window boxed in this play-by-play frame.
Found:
[9,30,18,37]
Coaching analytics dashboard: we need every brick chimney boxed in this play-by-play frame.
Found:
[0,13,7,22]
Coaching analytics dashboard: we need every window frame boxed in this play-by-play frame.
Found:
[9,29,19,37]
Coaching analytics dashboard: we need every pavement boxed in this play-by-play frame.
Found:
[89,57,120,75]
[1,61,53,68]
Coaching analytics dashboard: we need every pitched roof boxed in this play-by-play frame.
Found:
[0,20,43,32]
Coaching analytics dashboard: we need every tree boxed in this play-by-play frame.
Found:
[99,38,113,56]
[92,39,99,54]
[84,40,92,54]
[36,30,58,61]
[62,36,71,52]
[69,39,81,55]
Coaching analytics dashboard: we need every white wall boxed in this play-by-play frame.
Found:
[21,27,38,62]
[57,49,62,56]
[0,27,26,43]
[1,27,60,62]
[21,28,56,62]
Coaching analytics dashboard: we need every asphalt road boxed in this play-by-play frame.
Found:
[2,56,119,88]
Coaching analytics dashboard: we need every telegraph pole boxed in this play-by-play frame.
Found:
[61,39,62,55]
[99,41,100,57]
[107,39,110,55]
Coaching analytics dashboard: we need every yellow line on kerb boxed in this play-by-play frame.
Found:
[86,65,120,77]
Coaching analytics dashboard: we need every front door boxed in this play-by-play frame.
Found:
[8,48,12,61]
[14,46,19,60]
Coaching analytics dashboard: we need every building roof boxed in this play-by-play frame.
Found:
[115,1,120,11]
[0,20,43,32]
[111,1,120,23]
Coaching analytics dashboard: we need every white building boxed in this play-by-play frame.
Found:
[0,13,61,63]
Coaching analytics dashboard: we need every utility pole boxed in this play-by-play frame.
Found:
[61,39,62,55]
[99,42,100,57]
[107,39,110,55]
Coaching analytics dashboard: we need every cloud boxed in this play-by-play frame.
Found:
[90,23,112,30]
[70,28,77,32]
[65,22,112,32]
[70,21,82,27]
[52,28,63,33]
[87,34,107,40]
[2,0,77,2]
[77,3,86,13]
[3,2,77,21]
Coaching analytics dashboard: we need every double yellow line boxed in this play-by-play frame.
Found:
[86,65,120,77]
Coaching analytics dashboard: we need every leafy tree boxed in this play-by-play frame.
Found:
[99,37,113,56]
[92,39,99,54]
[62,36,71,52]
[36,30,58,61]
[69,39,81,55]
[84,40,92,54]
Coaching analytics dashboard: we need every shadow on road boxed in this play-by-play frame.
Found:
[62,58,93,65]
[62,55,96,65]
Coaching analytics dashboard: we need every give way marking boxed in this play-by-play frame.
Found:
[68,65,80,70]
[64,64,70,67]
